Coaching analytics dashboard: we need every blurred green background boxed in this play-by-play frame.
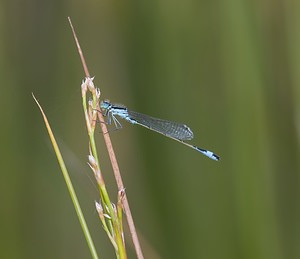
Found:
[1,0,300,258]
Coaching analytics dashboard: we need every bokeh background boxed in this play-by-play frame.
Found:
[1,0,300,258]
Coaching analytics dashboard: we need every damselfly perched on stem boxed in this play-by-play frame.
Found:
[100,100,220,161]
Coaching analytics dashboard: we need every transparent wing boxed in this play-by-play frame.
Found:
[127,110,194,140]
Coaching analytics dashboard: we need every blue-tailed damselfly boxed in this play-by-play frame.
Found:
[100,100,219,161]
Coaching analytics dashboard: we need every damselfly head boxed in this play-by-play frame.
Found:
[100,99,111,110]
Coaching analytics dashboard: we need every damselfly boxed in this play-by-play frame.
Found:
[100,100,219,161]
